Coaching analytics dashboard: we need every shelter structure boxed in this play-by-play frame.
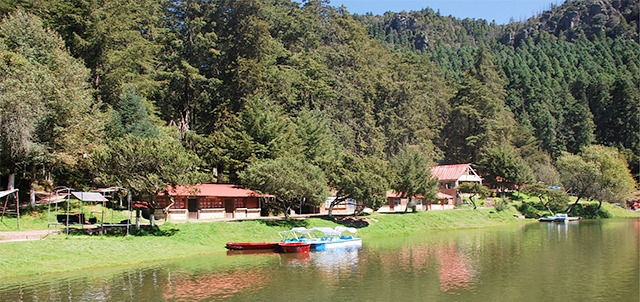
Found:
[46,187,133,235]
[379,192,425,212]
[431,163,483,204]
[156,184,274,220]
[0,189,20,229]
[428,192,455,210]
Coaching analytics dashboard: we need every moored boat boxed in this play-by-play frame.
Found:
[280,226,363,251]
[278,242,311,253]
[538,213,580,222]
[225,241,279,250]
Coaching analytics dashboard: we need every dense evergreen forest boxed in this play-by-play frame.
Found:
[0,0,637,213]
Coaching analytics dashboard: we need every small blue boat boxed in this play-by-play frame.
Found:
[538,213,580,222]
[280,226,362,251]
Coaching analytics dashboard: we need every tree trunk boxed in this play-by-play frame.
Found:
[543,201,554,215]
[595,200,602,215]
[566,195,583,213]
[7,172,14,190]
[135,210,141,229]
[30,164,36,208]
[328,196,347,218]
[469,194,478,210]
[163,196,175,222]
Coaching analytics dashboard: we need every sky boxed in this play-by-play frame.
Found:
[332,0,564,25]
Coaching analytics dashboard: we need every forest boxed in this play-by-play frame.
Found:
[0,0,638,214]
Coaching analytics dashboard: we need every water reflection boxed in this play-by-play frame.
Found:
[436,243,475,292]
[162,268,271,301]
[310,247,360,274]
[279,252,312,267]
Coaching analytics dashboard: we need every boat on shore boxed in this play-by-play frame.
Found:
[538,213,580,222]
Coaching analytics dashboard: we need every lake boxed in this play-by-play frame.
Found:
[0,219,638,301]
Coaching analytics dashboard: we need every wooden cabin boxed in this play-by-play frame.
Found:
[156,184,273,221]
[430,163,482,205]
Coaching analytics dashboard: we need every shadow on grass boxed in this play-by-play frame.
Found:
[66,225,179,237]
[262,218,308,229]
[319,214,371,228]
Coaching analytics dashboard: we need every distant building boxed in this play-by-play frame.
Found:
[156,184,273,220]
[430,164,483,205]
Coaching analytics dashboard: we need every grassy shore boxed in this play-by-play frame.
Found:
[0,203,637,278]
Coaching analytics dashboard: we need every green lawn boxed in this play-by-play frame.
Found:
[0,200,637,278]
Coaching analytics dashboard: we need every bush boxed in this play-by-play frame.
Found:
[517,201,545,218]
[568,203,612,219]
[494,199,510,212]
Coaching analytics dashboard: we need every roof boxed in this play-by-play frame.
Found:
[436,192,454,200]
[386,192,424,199]
[0,189,18,199]
[71,192,108,202]
[430,163,482,182]
[164,184,274,198]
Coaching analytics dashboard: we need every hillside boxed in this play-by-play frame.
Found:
[355,0,639,171]
[0,0,637,211]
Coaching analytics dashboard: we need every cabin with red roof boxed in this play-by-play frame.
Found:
[430,163,482,205]
[156,184,273,220]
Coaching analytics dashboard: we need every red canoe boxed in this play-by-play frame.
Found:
[225,242,279,250]
[278,242,311,253]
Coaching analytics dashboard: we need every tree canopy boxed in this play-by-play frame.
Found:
[239,157,329,217]
[1,1,638,211]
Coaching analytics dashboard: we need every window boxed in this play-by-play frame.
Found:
[235,200,245,208]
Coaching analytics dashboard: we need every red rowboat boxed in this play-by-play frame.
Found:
[278,242,311,253]
[225,242,279,250]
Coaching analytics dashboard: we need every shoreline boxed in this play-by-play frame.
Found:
[0,206,637,278]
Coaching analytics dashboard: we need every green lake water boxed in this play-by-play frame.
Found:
[1,219,638,301]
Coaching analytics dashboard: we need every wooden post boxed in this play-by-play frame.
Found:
[16,191,20,230]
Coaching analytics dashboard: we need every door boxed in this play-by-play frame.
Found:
[224,199,235,218]
[188,198,198,220]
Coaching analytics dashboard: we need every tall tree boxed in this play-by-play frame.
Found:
[0,10,104,198]
[215,96,298,182]
[557,145,637,213]
[477,144,534,195]
[106,86,160,139]
[157,0,220,136]
[327,153,389,216]
[239,157,329,218]
[29,0,165,105]
[390,145,438,212]
[95,131,208,225]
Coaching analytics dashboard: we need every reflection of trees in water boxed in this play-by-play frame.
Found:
[373,240,478,292]
[162,268,270,300]
[376,244,430,275]
[436,244,474,292]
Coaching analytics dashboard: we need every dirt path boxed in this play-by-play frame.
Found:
[0,230,59,242]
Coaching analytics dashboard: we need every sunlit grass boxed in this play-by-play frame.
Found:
[0,198,637,278]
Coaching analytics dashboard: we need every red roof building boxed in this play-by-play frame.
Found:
[430,164,482,205]
[157,184,273,220]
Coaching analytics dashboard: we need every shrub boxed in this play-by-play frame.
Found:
[568,203,612,219]
[494,199,510,212]
[517,201,544,218]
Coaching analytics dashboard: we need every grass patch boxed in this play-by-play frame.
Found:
[0,202,148,231]
[0,200,637,278]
